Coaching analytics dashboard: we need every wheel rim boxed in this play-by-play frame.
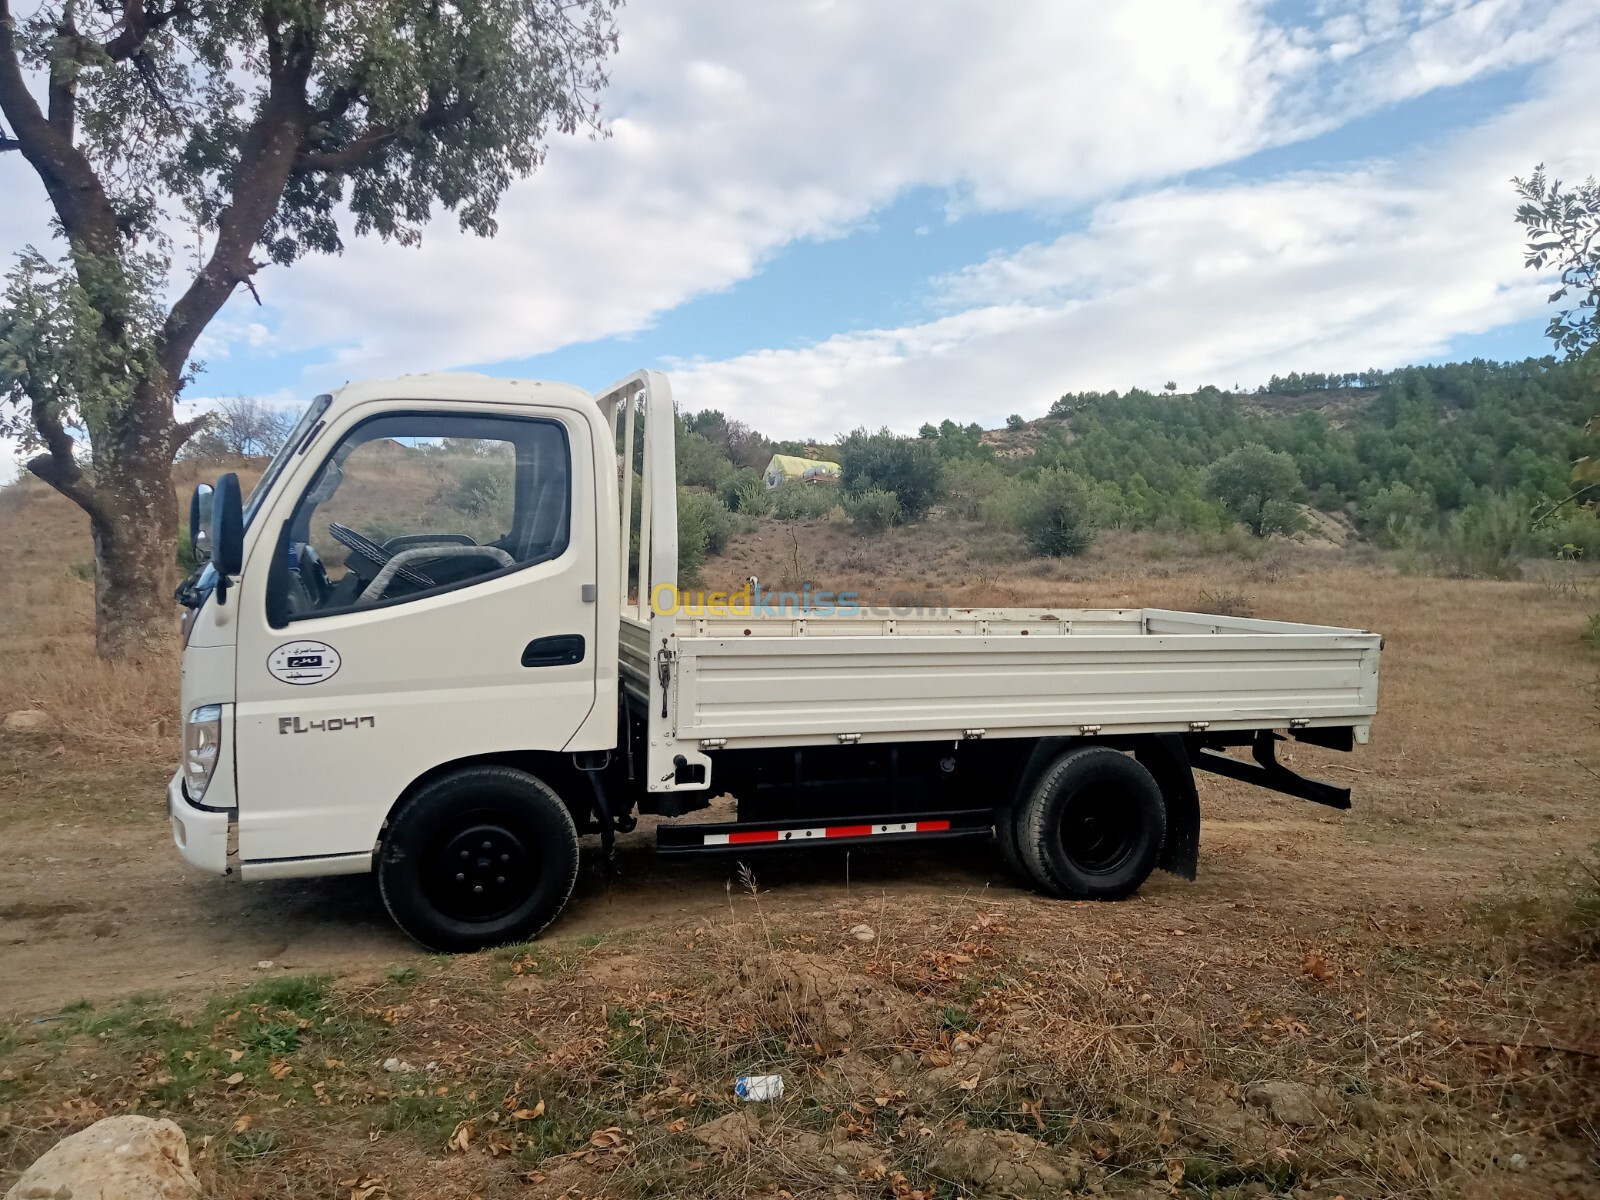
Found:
[421,815,538,923]
[1058,782,1139,875]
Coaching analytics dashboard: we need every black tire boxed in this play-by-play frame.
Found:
[378,765,580,952]
[1017,746,1166,900]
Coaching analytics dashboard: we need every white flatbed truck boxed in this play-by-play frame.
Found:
[171,370,1382,950]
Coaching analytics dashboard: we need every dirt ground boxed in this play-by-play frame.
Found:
[2,484,1599,1198]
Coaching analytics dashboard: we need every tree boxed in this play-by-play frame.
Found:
[186,395,297,459]
[1205,443,1303,537]
[1514,166,1599,358]
[1005,413,1024,430]
[1015,468,1095,557]
[1514,165,1599,493]
[838,427,944,521]
[0,0,621,658]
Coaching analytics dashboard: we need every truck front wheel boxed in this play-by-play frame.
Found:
[378,765,581,952]
[1017,746,1166,900]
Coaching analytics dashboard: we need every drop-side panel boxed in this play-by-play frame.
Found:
[671,623,1380,746]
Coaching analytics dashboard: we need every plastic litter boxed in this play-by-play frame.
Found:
[734,1074,784,1101]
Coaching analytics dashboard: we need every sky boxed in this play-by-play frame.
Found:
[2,0,1598,484]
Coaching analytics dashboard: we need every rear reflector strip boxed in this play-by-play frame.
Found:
[702,819,951,847]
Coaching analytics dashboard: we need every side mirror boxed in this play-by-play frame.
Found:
[188,483,213,562]
[210,473,244,602]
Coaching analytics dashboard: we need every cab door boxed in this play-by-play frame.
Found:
[231,401,598,872]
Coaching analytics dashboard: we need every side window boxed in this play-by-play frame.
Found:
[275,412,569,619]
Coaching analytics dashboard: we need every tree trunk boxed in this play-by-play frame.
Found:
[89,452,180,660]
[29,408,184,661]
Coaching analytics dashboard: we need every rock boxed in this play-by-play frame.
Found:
[4,1115,200,1200]
[1,710,49,732]
[1244,1080,1339,1128]
[382,1057,418,1073]
[692,1110,763,1154]
[255,960,274,970]
[848,923,876,943]
[927,1128,1082,1197]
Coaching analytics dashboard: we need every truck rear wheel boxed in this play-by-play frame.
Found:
[378,765,580,952]
[1018,746,1166,900]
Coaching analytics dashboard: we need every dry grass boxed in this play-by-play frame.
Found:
[3,473,1600,1198]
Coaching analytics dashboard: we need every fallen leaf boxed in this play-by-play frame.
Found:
[223,1072,244,1087]
[511,1099,546,1120]
[447,1120,474,1152]
[1303,949,1332,981]
[227,1049,245,1063]
[232,1114,253,1133]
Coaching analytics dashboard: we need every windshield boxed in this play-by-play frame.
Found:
[243,394,332,528]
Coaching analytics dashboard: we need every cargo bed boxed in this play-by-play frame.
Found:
[621,606,1380,758]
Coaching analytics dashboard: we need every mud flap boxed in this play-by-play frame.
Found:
[1137,734,1200,880]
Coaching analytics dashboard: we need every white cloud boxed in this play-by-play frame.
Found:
[665,47,1598,438]
[0,0,1595,466]
[206,0,1596,385]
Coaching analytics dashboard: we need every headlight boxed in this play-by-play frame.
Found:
[183,704,223,803]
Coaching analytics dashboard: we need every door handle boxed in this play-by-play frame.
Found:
[521,634,586,668]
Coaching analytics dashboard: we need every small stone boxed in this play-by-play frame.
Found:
[1508,1153,1527,1171]
[382,1057,417,1074]
[255,960,274,970]
[848,924,876,943]
[2,710,50,731]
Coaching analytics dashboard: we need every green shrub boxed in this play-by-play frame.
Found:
[942,457,1009,521]
[1015,468,1096,557]
[843,488,899,533]
[838,427,944,521]
[440,459,514,518]
[678,491,732,583]
[1204,443,1304,537]
[732,477,772,516]
[718,468,763,511]
[1360,481,1436,548]
[772,485,838,521]
[1434,492,1532,579]
[1537,507,1600,560]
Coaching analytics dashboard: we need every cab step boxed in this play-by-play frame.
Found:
[655,809,995,855]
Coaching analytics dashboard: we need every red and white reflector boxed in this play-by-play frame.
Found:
[702,820,951,847]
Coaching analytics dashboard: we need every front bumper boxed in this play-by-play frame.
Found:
[168,771,232,874]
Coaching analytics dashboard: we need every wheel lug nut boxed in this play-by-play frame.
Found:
[473,885,483,894]
[496,876,505,885]
[500,854,510,863]
[455,873,464,882]
[481,840,491,850]
[459,850,468,859]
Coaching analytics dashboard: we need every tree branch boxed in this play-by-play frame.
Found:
[167,409,212,457]
[155,8,315,383]
[103,1,187,63]
[292,98,474,175]
[0,0,119,252]
[25,398,101,518]
[292,122,399,172]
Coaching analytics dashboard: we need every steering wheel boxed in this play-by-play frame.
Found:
[293,542,332,608]
[328,522,436,592]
